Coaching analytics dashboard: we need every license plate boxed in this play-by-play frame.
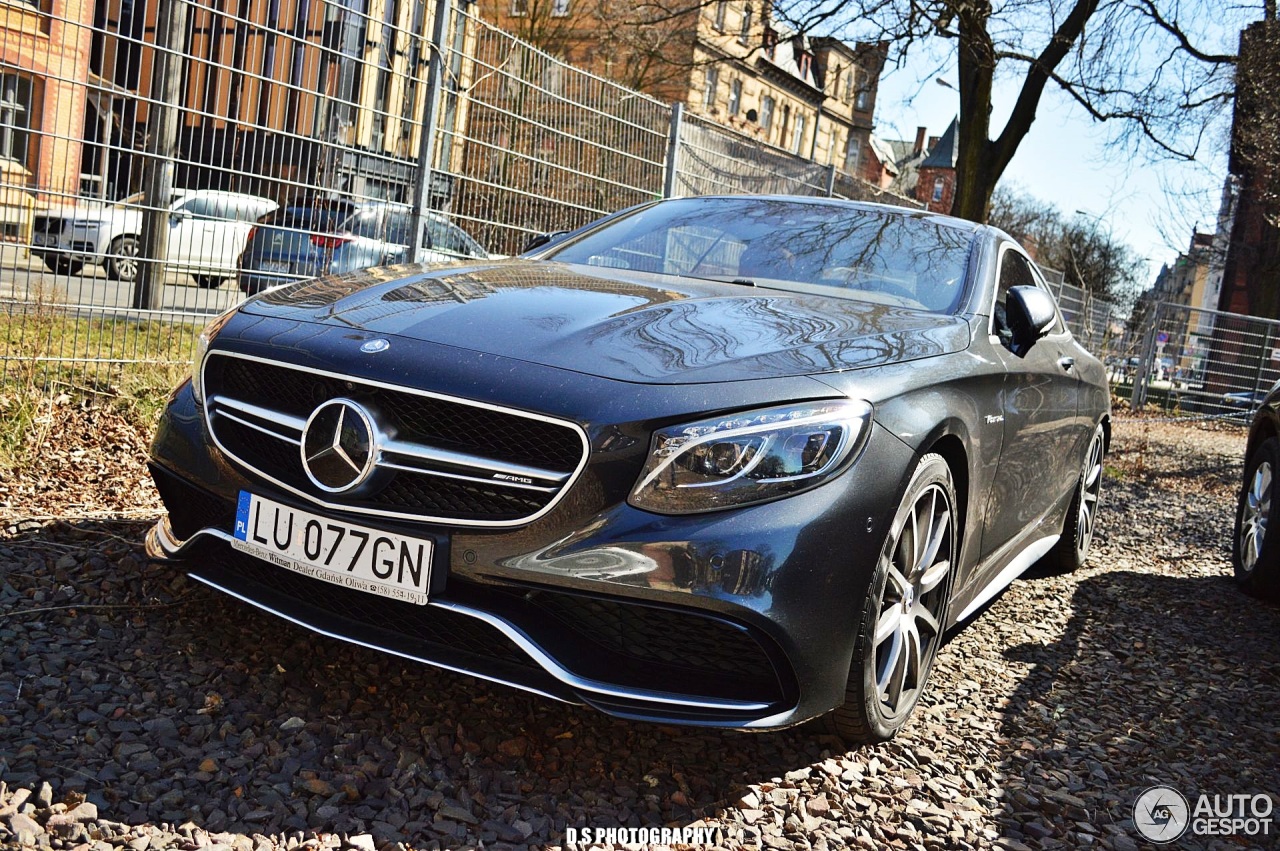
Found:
[232,492,433,605]
[259,261,291,273]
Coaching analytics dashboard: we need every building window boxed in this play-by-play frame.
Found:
[0,75,33,169]
[844,68,854,102]
[759,95,774,132]
[845,137,860,174]
[713,0,726,31]
[703,66,719,109]
[738,5,752,45]
[798,52,811,79]
[855,86,871,111]
[791,113,806,154]
[763,27,776,60]
[727,80,742,116]
[831,66,842,98]
[932,176,945,202]
[551,0,570,16]
[510,0,527,16]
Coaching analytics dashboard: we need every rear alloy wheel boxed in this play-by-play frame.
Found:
[1234,436,1280,601]
[825,453,955,744]
[1044,423,1105,573]
[106,235,140,282]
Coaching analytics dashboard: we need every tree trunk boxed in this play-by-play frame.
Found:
[951,0,996,222]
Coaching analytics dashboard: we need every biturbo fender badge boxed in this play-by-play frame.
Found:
[301,398,378,492]
[360,338,391,353]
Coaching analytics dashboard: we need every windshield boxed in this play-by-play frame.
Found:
[544,197,976,313]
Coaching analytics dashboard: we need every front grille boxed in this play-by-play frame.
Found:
[529,592,770,682]
[212,544,787,707]
[202,353,586,526]
[32,216,64,237]
[211,548,535,667]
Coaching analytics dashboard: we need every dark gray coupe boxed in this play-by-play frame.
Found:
[146,196,1109,743]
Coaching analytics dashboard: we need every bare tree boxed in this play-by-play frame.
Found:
[769,0,1252,222]
[990,185,1145,304]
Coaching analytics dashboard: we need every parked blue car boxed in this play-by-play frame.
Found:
[237,197,488,295]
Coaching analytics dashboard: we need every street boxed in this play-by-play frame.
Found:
[0,244,245,320]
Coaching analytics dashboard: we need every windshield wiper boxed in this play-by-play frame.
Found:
[677,272,756,287]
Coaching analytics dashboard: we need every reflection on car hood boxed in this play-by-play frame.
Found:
[239,260,972,384]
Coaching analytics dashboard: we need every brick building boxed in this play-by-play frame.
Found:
[914,117,957,213]
[0,0,95,235]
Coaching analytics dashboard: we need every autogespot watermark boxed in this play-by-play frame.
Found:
[1134,785,1274,843]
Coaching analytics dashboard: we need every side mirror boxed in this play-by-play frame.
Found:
[1006,286,1058,350]
[170,211,187,226]
[523,230,569,253]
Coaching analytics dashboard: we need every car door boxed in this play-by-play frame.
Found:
[167,194,220,272]
[977,245,1084,562]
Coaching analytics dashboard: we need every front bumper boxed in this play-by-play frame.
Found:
[148,355,916,730]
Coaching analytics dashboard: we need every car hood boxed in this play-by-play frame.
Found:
[238,261,972,384]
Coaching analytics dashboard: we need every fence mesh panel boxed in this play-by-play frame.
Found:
[445,8,670,257]
[674,113,829,198]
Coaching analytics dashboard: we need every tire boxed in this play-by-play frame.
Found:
[43,256,84,276]
[105,235,140,282]
[1043,423,1105,573]
[823,453,956,744]
[193,274,226,289]
[1233,436,1280,601]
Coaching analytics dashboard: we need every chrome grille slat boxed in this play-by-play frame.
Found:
[202,352,590,527]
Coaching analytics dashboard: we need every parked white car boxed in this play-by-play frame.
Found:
[32,190,278,288]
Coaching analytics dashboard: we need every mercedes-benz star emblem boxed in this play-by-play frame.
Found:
[360,338,391,353]
[300,398,377,492]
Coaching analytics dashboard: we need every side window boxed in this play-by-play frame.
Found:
[178,196,217,220]
[386,211,413,246]
[993,247,1065,344]
[992,248,1036,343]
[344,208,384,239]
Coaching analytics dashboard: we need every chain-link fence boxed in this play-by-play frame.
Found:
[1123,302,1280,420]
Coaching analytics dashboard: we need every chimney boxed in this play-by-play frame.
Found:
[913,126,927,155]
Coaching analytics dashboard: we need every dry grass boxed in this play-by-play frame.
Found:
[0,302,194,474]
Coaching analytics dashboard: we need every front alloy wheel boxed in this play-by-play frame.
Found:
[825,453,955,744]
[107,235,140,282]
[1234,436,1280,600]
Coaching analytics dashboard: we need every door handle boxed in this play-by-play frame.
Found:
[1058,357,1075,372]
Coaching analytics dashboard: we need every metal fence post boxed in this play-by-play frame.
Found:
[133,0,190,312]
[824,163,836,197]
[1251,324,1272,410]
[408,0,455,260]
[1133,301,1164,411]
[663,102,684,199]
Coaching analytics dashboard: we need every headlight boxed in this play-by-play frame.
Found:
[629,399,873,514]
[190,307,238,405]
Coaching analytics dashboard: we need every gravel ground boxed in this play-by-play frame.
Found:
[2,411,1279,851]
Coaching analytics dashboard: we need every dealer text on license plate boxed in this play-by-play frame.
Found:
[232,492,432,605]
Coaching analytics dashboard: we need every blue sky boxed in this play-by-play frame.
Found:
[867,6,1254,292]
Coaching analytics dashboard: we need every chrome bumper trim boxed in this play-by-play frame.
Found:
[148,520,776,715]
